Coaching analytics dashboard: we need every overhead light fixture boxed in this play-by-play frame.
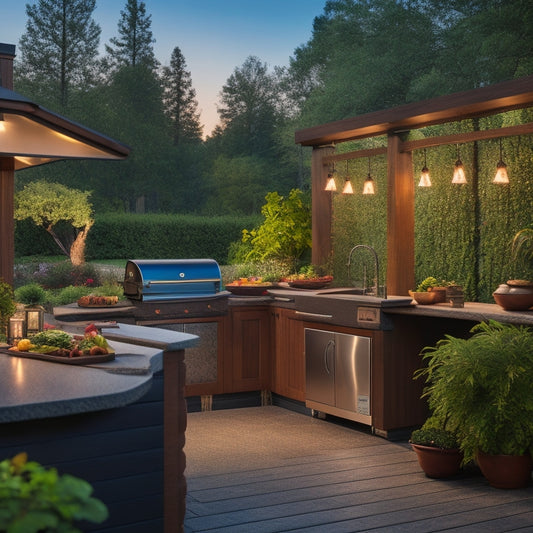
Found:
[362,158,375,195]
[452,144,467,184]
[342,160,353,194]
[493,138,509,184]
[418,148,431,187]
[325,163,337,191]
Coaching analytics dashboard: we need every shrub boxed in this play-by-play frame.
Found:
[14,283,47,305]
[33,262,100,290]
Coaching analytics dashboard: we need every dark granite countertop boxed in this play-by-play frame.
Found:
[383,301,533,326]
[0,323,198,423]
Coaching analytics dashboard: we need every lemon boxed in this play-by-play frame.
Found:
[17,339,32,352]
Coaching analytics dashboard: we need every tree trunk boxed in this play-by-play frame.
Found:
[69,221,93,266]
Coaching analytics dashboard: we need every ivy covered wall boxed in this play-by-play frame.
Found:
[328,110,533,303]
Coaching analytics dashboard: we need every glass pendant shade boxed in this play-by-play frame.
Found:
[342,178,354,194]
[452,145,467,184]
[325,173,337,191]
[362,175,375,195]
[493,140,509,184]
[419,166,431,187]
[493,161,509,184]
[418,149,431,186]
[452,159,467,184]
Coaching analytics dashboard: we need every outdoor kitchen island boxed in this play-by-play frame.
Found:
[0,324,198,533]
[52,294,533,441]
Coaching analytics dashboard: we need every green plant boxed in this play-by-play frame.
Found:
[511,228,533,280]
[410,416,459,449]
[0,452,108,532]
[415,276,438,292]
[14,283,47,306]
[415,320,533,463]
[0,279,16,342]
[240,189,311,269]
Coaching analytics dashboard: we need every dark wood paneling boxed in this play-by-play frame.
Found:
[0,375,165,533]
[228,306,271,392]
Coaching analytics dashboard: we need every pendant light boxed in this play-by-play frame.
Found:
[493,138,509,184]
[418,148,431,187]
[342,160,353,194]
[325,163,337,191]
[452,144,467,184]
[362,157,375,195]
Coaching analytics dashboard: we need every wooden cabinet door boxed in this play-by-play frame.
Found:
[229,307,271,392]
[272,308,306,402]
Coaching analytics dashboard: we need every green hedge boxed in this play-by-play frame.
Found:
[16,213,260,264]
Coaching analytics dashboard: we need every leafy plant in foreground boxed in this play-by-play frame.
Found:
[0,452,108,532]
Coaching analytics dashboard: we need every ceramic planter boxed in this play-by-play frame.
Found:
[477,451,533,489]
[493,282,533,311]
[411,443,463,478]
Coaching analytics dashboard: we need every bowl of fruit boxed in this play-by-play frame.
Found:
[281,266,333,290]
[225,277,274,296]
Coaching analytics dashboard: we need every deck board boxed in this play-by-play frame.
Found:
[184,406,533,533]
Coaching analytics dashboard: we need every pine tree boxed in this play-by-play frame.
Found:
[161,47,203,144]
[105,0,159,72]
[16,0,101,108]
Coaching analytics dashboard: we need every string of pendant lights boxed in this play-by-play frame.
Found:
[324,157,376,195]
[419,140,510,187]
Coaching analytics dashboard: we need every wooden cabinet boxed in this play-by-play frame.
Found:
[271,307,306,402]
[226,306,271,393]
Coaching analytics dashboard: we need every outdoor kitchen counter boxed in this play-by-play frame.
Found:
[383,300,533,326]
[0,323,198,423]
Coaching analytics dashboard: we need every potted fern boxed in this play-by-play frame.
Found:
[409,415,463,478]
[414,320,533,488]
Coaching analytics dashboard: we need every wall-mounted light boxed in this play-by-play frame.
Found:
[362,158,375,195]
[493,138,509,184]
[452,144,467,184]
[418,148,431,187]
[342,160,353,194]
[325,162,337,191]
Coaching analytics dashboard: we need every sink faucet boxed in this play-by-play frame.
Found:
[347,245,386,298]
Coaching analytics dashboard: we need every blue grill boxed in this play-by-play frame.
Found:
[123,259,222,302]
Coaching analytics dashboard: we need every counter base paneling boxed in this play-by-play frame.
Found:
[0,372,165,533]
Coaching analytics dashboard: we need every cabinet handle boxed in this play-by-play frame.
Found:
[295,311,333,319]
[324,339,334,375]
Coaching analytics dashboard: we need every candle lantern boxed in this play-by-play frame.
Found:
[8,316,25,343]
[24,305,44,335]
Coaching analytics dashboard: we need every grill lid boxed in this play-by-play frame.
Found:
[123,259,222,301]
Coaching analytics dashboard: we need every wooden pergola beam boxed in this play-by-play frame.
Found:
[296,75,533,146]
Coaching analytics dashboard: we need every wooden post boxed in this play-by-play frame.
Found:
[386,134,415,296]
[311,145,335,267]
[163,348,187,533]
[0,44,15,286]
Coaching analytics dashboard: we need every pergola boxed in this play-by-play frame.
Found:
[295,75,533,296]
[0,43,130,285]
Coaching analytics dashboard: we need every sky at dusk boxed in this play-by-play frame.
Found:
[1,0,327,137]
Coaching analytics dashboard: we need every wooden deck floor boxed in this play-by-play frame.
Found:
[184,406,533,533]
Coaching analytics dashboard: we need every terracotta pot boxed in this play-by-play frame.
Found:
[411,443,463,478]
[493,283,533,311]
[431,287,447,303]
[409,290,438,305]
[477,451,533,489]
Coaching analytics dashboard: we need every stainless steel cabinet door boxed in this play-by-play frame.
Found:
[335,333,371,415]
[305,328,335,406]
